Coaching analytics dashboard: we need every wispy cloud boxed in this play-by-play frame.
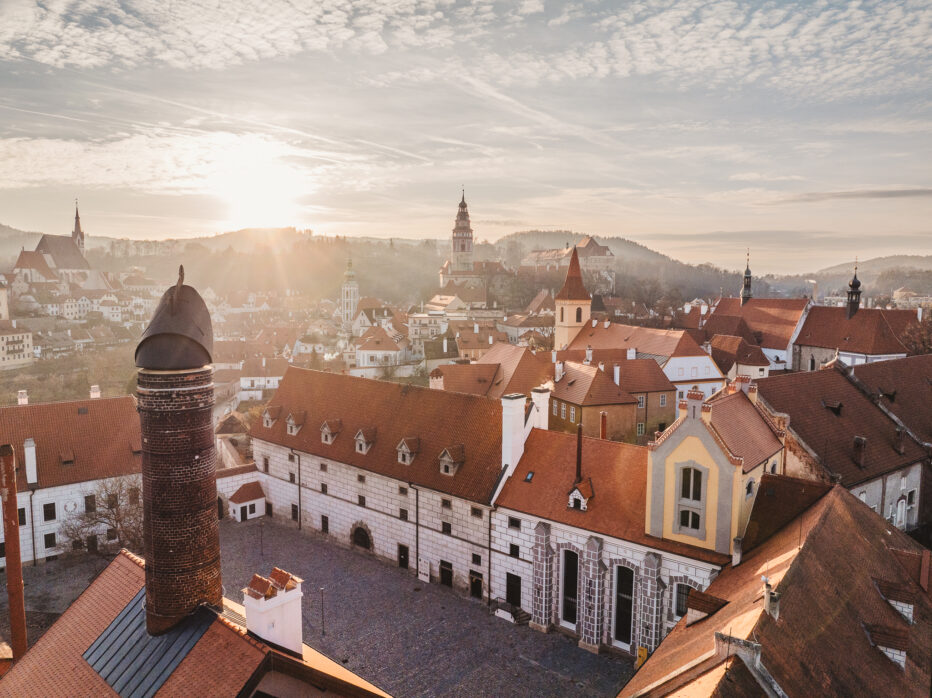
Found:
[765,188,932,205]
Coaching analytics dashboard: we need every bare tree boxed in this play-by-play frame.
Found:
[59,475,144,555]
[901,314,932,356]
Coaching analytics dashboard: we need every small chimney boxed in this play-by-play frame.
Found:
[598,361,604,372]
[603,319,610,329]
[575,422,583,484]
[89,384,101,399]
[585,345,593,364]
[16,390,27,406]
[732,537,743,567]
[23,438,37,485]
[599,411,607,440]
[531,386,551,430]
[555,361,564,382]
[474,322,479,334]
[501,394,527,474]
[591,319,597,328]
[442,337,448,353]
[613,363,620,386]
[894,427,906,455]
[854,435,867,468]
[762,577,780,620]
[626,347,636,360]
[551,350,557,363]
[1,445,27,661]
[243,568,304,654]
[489,334,494,345]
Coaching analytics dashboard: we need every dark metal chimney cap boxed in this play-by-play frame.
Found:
[135,266,213,370]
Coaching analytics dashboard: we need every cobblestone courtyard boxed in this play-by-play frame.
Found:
[221,517,634,697]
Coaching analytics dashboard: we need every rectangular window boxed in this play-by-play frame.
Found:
[291,504,299,521]
[321,483,328,494]
[678,390,684,399]
[106,527,117,541]
[682,468,702,500]
[509,544,519,558]
[43,502,56,522]
[357,474,366,483]
[107,493,118,509]
[659,394,667,407]
[508,516,521,529]
[18,508,25,526]
[288,453,295,462]
[561,402,566,419]
[400,508,408,521]
[442,521,451,535]
[471,506,482,518]
[907,489,916,506]
[289,472,296,483]
[637,395,645,408]
[679,509,700,529]
[321,515,329,533]
[637,423,645,436]
[472,553,481,566]
[128,488,140,506]
[552,401,557,416]
[441,498,452,509]
[0,541,5,558]
[675,584,690,617]
[44,532,56,549]
[399,486,408,496]
[569,406,575,423]
[85,494,96,513]
[248,503,256,514]
[358,495,366,507]
[263,456,269,473]
[320,462,327,472]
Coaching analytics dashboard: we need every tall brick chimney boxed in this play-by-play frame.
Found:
[135,266,220,635]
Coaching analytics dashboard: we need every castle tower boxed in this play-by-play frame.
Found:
[341,257,359,331]
[846,262,862,319]
[451,190,474,273]
[740,250,752,306]
[73,201,85,255]
[135,266,220,635]
[554,246,591,350]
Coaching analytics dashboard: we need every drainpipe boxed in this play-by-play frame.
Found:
[29,489,37,567]
[487,505,493,609]
[290,449,302,530]
[410,483,420,578]
[1,445,27,660]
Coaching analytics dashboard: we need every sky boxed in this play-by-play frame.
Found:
[0,0,930,274]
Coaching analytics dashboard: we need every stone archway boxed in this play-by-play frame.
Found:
[351,522,372,551]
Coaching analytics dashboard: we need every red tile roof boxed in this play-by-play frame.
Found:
[852,355,932,443]
[241,357,290,377]
[552,361,636,406]
[497,429,729,565]
[0,396,140,491]
[755,366,926,487]
[433,363,501,396]
[620,480,932,697]
[711,297,809,350]
[708,334,769,374]
[251,368,505,504]
[355,326,401,352]
[567,323,708,359]
[525,289,555,314]
[230,481,265,504]
[554,247,590,301]
[478,343,554,398]
[796,306,914,355]
[13,249,59,280]
[706,391,783,472]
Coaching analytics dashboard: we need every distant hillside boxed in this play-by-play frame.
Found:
[0,223,42,264]
[494,230,671,266]
[816,255,932,276]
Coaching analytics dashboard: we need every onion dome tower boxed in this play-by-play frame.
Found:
[846,261,862,319]
[451,190,474,272]
[135,266,220,635]
[740,250,752,306]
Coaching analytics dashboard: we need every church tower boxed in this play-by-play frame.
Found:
[846,262,862,319]
[451,191,474,273]
[341,257,359,331]
[554,246,591,350]
[740,251,752,306]
[72,201,85,255]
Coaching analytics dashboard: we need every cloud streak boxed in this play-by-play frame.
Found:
[765,189,932,205]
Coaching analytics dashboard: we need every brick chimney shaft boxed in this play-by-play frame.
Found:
[1,445,27,660]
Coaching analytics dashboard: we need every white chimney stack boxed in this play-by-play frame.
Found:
[24,438,37,485]
[555,361,564,382]
[17,390,27,406]
[585,345,593,364]
[474,322,479,334]
[626,347,636,360]
[613,364,620,386]
[489,334,494,345]
[501,394,526,474]
[443,337,448,353]
[90,385,101,399]
[598,361,604,372]
[591,319,597,328]
[551,350,557,363]
[531,386,551,430]
[243,568,304,655]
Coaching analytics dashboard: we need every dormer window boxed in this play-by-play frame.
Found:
[286,411,306,436]
[320,419,342,445]
[439,445,465,476]
[355,428,376,455]
[263,406,282,428]
[397,437,420,465]
[567,479,593,511]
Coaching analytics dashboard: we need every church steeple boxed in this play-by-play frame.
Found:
[451,189,474,273]
[846,259,861,320]
[740,250,752,306]
[341,256,359,332]
[72,200,85,255]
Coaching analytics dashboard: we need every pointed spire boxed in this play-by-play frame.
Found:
[846,257,862,319]
[73,199,82,235]
[741,249,752,305]
[555,246,590,301]
[460,187,466,207]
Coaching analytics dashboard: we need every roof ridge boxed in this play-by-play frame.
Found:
[118,547,146,568]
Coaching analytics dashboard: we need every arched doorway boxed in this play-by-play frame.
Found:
[352,525,371,550]
[217,496,224,519]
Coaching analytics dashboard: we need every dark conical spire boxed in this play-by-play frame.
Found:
[740,249,752,305]
[72,199,85,253]
[846,259,861,319]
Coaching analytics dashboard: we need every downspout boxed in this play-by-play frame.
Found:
[410,484,420,577]
[487,504,493,609]
[290,449,302,530]
[29,488,37,567]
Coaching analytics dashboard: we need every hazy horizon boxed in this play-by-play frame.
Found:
[1,0,930,275]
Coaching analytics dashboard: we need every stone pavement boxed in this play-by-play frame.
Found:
[221,517,634,697]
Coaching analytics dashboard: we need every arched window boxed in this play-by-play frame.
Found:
[575,307,582,323]
[808,356,815,371]
[676,466,704,536]
[560,307,564,322]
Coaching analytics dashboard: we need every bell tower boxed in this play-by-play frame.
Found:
[740,250,752,306]
[72,200,85,255]
[451,190,474,273]
[846,261,861,319]
[554,246,591,350]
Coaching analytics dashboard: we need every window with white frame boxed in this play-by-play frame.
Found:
[676,465,704,536]
[552,400,557,416]
[569,406,575,423]
[637,396,645,409]
[659,394,667,407]
[561,402,566,419]
[636,423,645,436]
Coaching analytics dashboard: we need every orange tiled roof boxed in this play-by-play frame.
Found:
[477,343,554,398]
[552,361,636,406]
[620,481,932,697]
[796,306,914,355]
[497,429,729,565]
[711,297,809,350]
[251,368,505,504]
[554,247,590,301]
[706,391,783,472]
[567,323,708,359]
[230,481,265,504]
[852,355,932,443]
[356,325,401,352]
[0,396,140,491]
[708,334,770,373]
[554,354,675,394]
[13,249,58,280]
[433,363,501,397]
